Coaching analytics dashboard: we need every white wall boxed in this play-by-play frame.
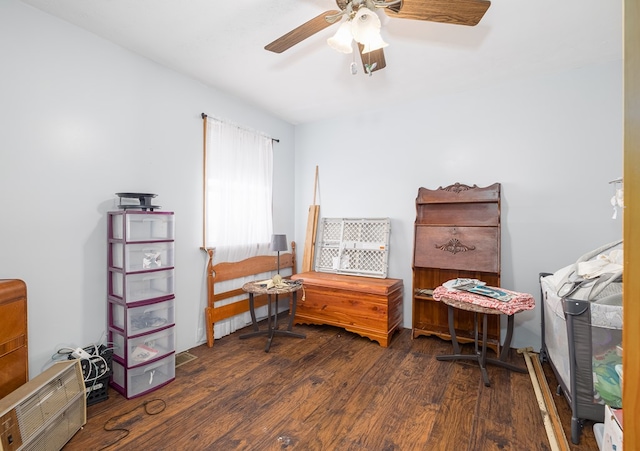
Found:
[294,61,623,350]
[0,1,623,379]
[0,1,295,377]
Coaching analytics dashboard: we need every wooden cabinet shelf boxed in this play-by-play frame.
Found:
[414,294,434,301]
[412,183,501,353]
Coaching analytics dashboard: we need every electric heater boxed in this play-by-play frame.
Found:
[0,360,86,451]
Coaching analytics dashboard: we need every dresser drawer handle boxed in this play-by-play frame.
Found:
[434,238,476,255]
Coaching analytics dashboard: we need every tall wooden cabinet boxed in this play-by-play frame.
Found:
[412,183,501,351]
[0,279,28,398]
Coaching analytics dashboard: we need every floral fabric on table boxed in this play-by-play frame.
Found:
[433,285,535,316]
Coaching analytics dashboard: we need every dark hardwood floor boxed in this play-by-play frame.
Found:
[64,322,599,450]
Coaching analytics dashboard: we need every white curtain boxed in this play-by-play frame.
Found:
[203,117,275,339]
[205,118,273,254]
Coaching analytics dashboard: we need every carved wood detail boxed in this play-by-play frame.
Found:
[434,238,476,254]
[439,182,478,194]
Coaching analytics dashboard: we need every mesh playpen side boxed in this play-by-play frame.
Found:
[539,272,623,444]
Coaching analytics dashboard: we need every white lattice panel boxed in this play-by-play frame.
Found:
[314,218,390,278]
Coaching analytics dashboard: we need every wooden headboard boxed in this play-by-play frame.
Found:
[204,242,296,347]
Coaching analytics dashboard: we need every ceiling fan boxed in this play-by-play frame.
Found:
[265,0,491,76]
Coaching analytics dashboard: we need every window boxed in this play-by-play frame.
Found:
[203,115,273,262]
[201,115,276,340]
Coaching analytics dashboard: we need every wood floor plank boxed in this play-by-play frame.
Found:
[323,352,426,448]
[507,359,554,451]
[271,335,387,448]
[144,324,344,449]
[472,416,521,451]
[339,351,445,449]
[423,361,482,450]
[204,328,368,448]
[62,324,599,451]
[472,349,524,450]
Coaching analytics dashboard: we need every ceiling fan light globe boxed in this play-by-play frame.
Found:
[327,20,354,54]
[351,7,382,44]
[361,35,388,53]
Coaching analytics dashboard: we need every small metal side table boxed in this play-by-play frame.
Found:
[240,280,305,352]
[436,295,527,387]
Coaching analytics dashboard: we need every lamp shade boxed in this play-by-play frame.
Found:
[327,20,354,54]
[361,33,389,54]
[270,234,288,252]
[351,7,388,53]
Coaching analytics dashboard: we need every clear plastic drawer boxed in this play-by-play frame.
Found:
[109,298,175,336]
[109,269,174,303]
[111,353,175,399]
[110,241,174,272]
[110,212,174,242]
[111,326,175,367]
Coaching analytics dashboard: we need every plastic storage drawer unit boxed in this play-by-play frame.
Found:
[109,269,174,303]
[111,353,175,399]
[110,241,175,272]
[109,297,175,336]
[108,209,176,399]
[110,212,174,242]
[111,325,175,367]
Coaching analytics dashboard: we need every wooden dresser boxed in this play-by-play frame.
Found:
[0,279,28,398]
[291,271,403,347]
[412,183,501,352]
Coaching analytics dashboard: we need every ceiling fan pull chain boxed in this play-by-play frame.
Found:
[350,44,358,74]
[364,50,377,76]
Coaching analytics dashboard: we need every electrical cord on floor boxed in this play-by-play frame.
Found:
[99,398,167,450]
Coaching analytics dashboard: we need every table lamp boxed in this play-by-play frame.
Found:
[270,234,288,274]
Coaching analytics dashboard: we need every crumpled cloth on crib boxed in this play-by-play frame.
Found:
[433,285,535,316]
[577,249,623,279]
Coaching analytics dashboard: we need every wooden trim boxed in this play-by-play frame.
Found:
[209,253,295,284]
[531,351,570,450]
[0,336,26,359]
[202,114,208,249]
[211,296,265,321]
[624,1,639,448]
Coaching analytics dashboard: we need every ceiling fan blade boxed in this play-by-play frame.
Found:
[265,10,341,53]
[358,45,386,74]
[385,0,491,26]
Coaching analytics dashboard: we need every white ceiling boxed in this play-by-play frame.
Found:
[20,0,622,125]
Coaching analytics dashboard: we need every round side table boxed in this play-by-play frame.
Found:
[239,280,306,352]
